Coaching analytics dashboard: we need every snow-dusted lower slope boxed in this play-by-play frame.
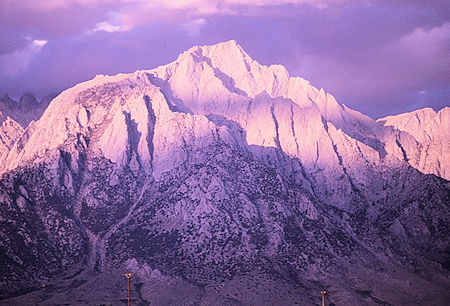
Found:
[0,41,449,305]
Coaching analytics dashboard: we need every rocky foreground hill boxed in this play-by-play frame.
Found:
[0,40,449,305]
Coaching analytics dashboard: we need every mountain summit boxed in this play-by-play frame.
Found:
[1,41,449,305]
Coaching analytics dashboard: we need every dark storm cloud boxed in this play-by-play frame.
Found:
[0,0,448,118]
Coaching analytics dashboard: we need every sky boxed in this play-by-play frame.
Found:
[0,0,449,119]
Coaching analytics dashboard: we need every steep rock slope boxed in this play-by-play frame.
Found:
[0,93,54,162]
[0,41,449,305]
[0,117,23,162]
[0,93,54,128]
[0,41,389,212]
[378,107,450,179]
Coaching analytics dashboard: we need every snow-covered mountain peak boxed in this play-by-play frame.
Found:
[194,39,245,58]
[185,40,248,65]
[377,106,450,142]
[152,40,291,102]
[1,41,448,183]
[151,41,376,136]
[377,106,450,179]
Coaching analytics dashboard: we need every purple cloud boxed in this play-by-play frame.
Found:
[0,0,448,118]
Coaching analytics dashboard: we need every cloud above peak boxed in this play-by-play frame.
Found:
[0,0,449,118]
[92,21,122,33]
[0,38,47,77]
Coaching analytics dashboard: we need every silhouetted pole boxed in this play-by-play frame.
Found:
[320,290,327,306]
[123,273,135,306]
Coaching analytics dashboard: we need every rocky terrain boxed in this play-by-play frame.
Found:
[0,93,55,162]
[0,40,449,305]
[378,107,450,180]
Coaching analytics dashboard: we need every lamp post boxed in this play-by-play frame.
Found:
[320,290,327,306]
[122,273,135,306]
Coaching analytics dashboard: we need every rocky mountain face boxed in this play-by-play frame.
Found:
[0,93,55,127]
[378,107,450,180]
[0,41,449,305]
[0,93,55,163]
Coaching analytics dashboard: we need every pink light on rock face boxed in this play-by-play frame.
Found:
[0,39,449,305]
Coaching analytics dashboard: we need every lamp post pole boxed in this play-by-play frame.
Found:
[122,273,135,306]
[320,290,327,306]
